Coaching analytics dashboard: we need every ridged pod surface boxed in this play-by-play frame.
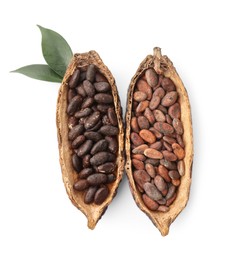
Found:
[57,51,124,229]
[125,47,193,236]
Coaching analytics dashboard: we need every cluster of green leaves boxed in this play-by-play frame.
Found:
[11,25,73,83]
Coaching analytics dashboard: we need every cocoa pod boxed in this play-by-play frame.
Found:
[125,47,193,236]
[57,50,124,229]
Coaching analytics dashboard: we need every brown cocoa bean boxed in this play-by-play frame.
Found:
[166,114,172,124]
[76,84,87,97]
[139,129,156,143]
[107,174,116,183]
[157,198,167,205]
[73,179,89,191]
[136,100,149,113]
[81,97,94,109]
[72,135,86,149]
[91,139,108,155]
[132,159,145,170]
[133,91,147,102]
[162,150,177,161]
[68,116,78,129]
[145,159,160,166]
[168,170,180,180]
[149,95,161,110]
[68,89,77,101]
[105,136,118,153]
[108,108,118,126]
[163,136,176,144]
[172,118,184,135]
[172,179,181,186]
[87,173,107,185]
[97,104,112,113]
[161,91,178,107]
[153,87,165,98]
[142,194,159,211]
[82,154,91,168]
[132,154,146,161]
[67,95,82,115]
[84,186,98,204]
[94,93,113,104]
[160,159,177,170]
[84,111,101,130]
[143,183,163,201]
[75,108,93,118]
[144,148,163,159]
[161,77,176,92]
[166,192,177,206]
[153,109,166,122]
[84,131,102,142]
[154,175,167,191]
[83,80,95,97]
[133,170,151,188]
[72,153,82,172]
[68,124,84,141]
[154,122,174,135]
[99,125,119,136]
[95,73,108,82]
[177,160,185,176]
[158,165,171,182]
[145,163,156,178]
[136,79,152,100]
[168,103,180,119]
[165,185,176,200]
[150,141,162,150]
[79,168,93,179]
[172,143,185,159]
[149,127,163,139]
[176,134,185,148]
[131,132,144,146]
[157,104,168,114]
[97,162,116,173]
[131,117,140,133]
[76,140,93,157]
[90,152,116,166]
[132,144,149,154]
[94,82,111,92]
[163,141,172,151]
[69,69,80,88]
[94,186,109,204]
[89,120,102,131]
[145,68,158,88]
[144,108,155,124]
[86,64,96,82]
[137,116,150,129]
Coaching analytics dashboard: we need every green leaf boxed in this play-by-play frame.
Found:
[11,64,63,83]
[37,25,73,77]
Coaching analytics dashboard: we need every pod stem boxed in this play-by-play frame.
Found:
[153,47,162,74]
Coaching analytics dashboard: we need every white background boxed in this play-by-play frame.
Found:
[1,0,235,259]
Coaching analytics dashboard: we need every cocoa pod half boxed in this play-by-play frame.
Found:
[57,50,124,229]
[125,47,193,236]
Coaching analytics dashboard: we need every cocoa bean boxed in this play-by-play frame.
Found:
[144,148,163,159]
[161,77,176,92]
[145,68,158,88]
[144,108,155,124]
[108,108,118,126]
[81,97,94,109]
[94,93,113,104]
[97,162,116,173]
[84,186,98,204]
[68,124,84,141]
[153,109,166,122]
[84,131,102,142]
[131,132,144,146]
[83,80,95,97]
[94,186,109,204]
[76,140,93,157]
[105,136,118,153]
[133,91,147,102]
[168,170,180,180]
[131,117,140,133]
[82,154,91,168]
[172,143,185,159]
[72,153,82,173]
[149,95,161,110]
[137,116,150,129]
[142,194,159,211]
[154,122,174,135]
[153,87,165,99]
[132,144,149,154]
[161,91,178,107]
[132,159,145,170]
[177,160,185,176]
[86,64,96,82]
[133,170,151,188]
[139,129,156,144]
[165,185,176,200]
[95,73,108,82]
[154,175,167,191]
[79,168,93,179]
[68,89,77,101]
[160,159,177,170]
[90,152,116,166]
[75,108,93,118]
[99,125,119,135]
[91,139,108,155]
[145,163,156,178]
[84,111,101,130]
[136,79,152,100]
[168,103,180,119]
[132,154,146,161]
[158,205,169,212]
[172,118,184,135]
[69,69,80,88]
[67,95,82,115]
[158,165,171,182]
[72,135,86,149]
[143,183,163,201]
[136,100,149,113]
[73,179,89,191]
[87,173,107,185]
[94,82,111,92]
[162,150,177,161]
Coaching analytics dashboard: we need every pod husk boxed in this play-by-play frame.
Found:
[125,47,193,236]
[56,50,124,229]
